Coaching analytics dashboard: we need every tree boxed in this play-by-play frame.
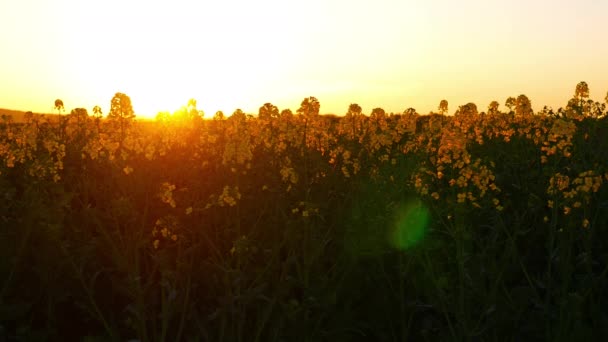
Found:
[258,102,279,120]
[515,94,532,116]
[297,96,320,117]
[54,99,64,114]
[488,101,500,115]
[438,99,448,115]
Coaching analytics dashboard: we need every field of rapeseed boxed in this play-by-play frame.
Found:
[1,85,608,341]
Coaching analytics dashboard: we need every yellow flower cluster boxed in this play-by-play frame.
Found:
[547,170,604,226]
[218,185,241,207]
[279,157,299,185]
[410,113,501,211]
[152,215,179,249]
[291,201,319,218]
[0,116,67,182]
[222,113,253,166]
[540,119,576,162]
[82,134,120,161]
[159,182,177,208]
[330,148,361,178]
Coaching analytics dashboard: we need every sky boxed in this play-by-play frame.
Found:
[1,0,608,118]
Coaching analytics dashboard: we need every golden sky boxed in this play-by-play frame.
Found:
[1,0,607,118]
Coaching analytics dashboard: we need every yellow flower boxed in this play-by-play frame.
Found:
[123,166,133,175]
[185,207,193,215]
[153,240,160,249]
[457,193,466,203]
[582,219,590,228]
[159,182,177,207]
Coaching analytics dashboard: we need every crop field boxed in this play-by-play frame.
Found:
[1,91,608,341]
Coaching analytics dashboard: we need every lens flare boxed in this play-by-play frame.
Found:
[390,200,430,250]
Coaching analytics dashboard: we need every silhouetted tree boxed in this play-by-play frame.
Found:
[515,94,532,116]
[488,101,500,115]
[54,99,64,114]
[438,99,448,115]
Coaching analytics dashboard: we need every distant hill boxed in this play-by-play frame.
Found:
[0,108,156,123]
[0,108,61,122]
